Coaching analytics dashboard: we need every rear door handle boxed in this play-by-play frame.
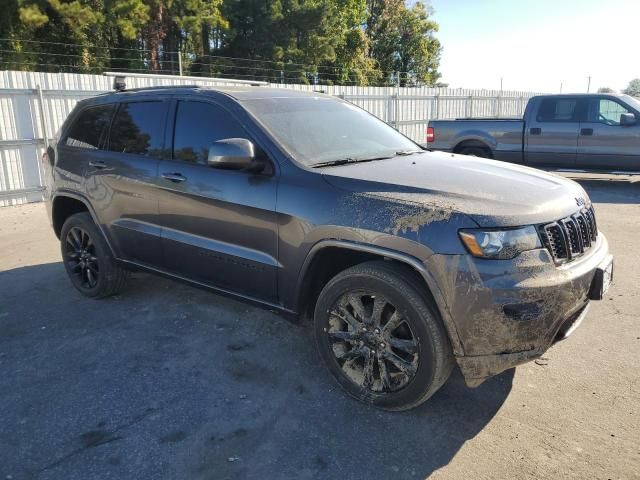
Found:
[162,173,186,183]
[580,128,594,136]
[88,160,107,169]
[529,127,542,135]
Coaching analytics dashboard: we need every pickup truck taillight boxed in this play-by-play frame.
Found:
[426,126,434,143]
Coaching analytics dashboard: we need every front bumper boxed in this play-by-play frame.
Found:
[426,233,612,387]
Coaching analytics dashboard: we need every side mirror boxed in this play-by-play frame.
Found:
[207,138,257,170]
[620,113,637,126]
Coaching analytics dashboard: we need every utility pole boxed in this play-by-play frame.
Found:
[560,82,563,93]
[587,76,591,93]
[178,50,183,76]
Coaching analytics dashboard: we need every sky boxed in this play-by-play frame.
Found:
[425,0,639,93]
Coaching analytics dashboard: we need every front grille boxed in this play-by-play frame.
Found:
[539,206,598,263]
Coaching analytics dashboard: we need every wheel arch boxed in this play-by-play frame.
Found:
[51,192,116,256]
[294,240,464,355]
[452,139,494,157]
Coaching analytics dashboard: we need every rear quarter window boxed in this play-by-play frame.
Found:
[64,104,114,149]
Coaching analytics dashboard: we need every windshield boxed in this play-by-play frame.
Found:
[241,96,419,166]
[622,94,640,112]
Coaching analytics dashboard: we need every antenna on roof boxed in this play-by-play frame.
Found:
[112,75,126,92]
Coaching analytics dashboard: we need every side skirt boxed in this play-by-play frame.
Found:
[117,258,299,320]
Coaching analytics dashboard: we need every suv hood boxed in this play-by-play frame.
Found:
[320,151,589,227]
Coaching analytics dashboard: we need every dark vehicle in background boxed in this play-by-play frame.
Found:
[427,93,640,172]
[44,84,613,411]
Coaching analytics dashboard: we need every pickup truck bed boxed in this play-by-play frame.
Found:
[428,119,525,164]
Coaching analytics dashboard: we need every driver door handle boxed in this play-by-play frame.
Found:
[162,173,186,183]
[580,128,593,136]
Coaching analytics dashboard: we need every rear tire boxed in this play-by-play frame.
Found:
[459,146,491,158]
[314,261,454,411]
[60,212,128,298]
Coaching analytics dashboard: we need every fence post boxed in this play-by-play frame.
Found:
[434,93,440,120]
[387,91,397,126]
[35,85,48,187]
[496,93,502,118]
[466,95,473,118]
[36,86,49,149]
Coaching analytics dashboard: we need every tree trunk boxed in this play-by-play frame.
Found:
[144,1,167,72]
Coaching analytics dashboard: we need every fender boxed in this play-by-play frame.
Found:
[52,189,117,257]
[295,239,465,356]
[452,131,497,152]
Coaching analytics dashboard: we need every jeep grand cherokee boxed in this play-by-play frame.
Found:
[44,84,613,411]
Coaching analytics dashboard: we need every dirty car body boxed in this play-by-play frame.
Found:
[44,85,613,409]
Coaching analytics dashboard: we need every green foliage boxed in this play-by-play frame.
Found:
[0,0,443,86]
[597,87,616,93]
[366,0,441,86]
[623,79,640,97]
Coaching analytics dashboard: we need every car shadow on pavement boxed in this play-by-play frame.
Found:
[0,262,513,480]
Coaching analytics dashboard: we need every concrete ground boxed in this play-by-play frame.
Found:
[0,174,638,480]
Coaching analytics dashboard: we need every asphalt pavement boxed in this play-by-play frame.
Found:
[0,173,638,480]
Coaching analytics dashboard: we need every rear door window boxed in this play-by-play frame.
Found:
[64,104,114,149]
[108,102,168,156]
[172,101,249,164]
[536,98,583,122]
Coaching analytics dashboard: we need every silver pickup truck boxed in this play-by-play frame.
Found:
[427,93,640,172]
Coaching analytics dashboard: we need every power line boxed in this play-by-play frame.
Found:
[0,60,386,86]
[0,38,432,82]
[0,61,418,86]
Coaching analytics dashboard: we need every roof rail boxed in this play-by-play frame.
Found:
[104,72,268,90]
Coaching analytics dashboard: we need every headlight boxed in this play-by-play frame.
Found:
[459,226,542,259]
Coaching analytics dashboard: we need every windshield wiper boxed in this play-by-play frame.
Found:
[312,158,358,168]
[311,156,393,168]
[395,149,424,156]
[311,150,423,169]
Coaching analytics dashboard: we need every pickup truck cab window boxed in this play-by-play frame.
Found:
[173,100,250,164]
[536,98,583,122]
[589,98,632,126]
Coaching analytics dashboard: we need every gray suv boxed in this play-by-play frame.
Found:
[44,85,613,411]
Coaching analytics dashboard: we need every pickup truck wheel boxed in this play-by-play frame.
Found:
[314,261,454,411]
[459,146,490,158]
[60,212,128,298]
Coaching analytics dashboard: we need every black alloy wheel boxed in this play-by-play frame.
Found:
[60,212,128,298]
[314,261,454,411]
[326,291,419,393]
[64,226,100,290]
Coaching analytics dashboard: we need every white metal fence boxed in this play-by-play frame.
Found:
[0,70,540,206]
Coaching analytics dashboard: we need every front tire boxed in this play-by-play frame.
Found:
[60,212,127,298]
[314,261,454,411]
